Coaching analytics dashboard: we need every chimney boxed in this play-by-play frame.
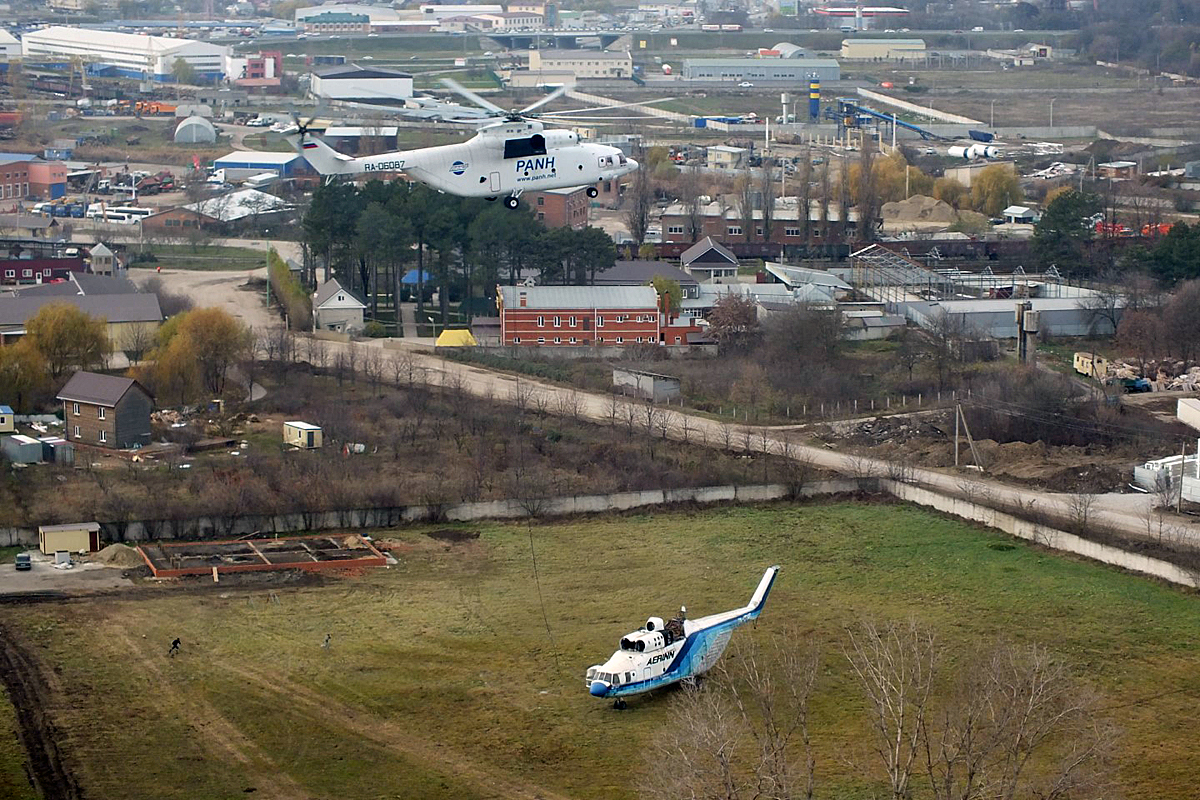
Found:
[519,291,527,308]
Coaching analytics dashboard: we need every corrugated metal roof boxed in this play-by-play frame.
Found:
[0,293,162,327]
[39,521,101,533]
[57,372,151,407]
[499,285,657,309]
[214,151,301,167]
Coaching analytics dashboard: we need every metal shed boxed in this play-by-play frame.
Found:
[613,368,682,402]
[38,521,101,555]
[2,434,42,463]
[284,421,323,449]
[0,405,13,433]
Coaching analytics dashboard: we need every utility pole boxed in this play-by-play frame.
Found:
[954,402,960,467]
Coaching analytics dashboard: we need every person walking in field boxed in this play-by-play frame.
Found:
[168,637,181,657]
[322,633,332,650]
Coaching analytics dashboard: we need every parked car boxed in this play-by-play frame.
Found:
[15,553,31,571]
[738,81,754,88]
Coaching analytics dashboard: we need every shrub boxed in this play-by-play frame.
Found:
[363,321,388,338]
[267,249,312,331]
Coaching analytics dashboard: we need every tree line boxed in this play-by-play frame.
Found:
[301,181,617,330]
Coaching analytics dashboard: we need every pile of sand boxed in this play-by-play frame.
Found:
[91,543,144,568]
[881,195,957,224]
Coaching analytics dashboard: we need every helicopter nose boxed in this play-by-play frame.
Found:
[589,681,610,697]
[624,158,639,173]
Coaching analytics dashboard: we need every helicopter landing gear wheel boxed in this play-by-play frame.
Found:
[586,186,599,198]
[613,699,628,710]
[503,195,520,210]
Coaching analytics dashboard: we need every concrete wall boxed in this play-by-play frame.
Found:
[0,481,862,548]
[5,476,1195,590]
[885,480,1199,589]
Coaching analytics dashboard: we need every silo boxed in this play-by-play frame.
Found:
[808,78,821,121]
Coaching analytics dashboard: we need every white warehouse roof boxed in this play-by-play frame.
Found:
[214,150,302,166]
[22,26,227,56]
[499,285,658,309]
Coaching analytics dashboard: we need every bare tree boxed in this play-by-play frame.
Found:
[510,379,534,414]
[1066,492,1096,535]
[844,618,939,800]
[122,322,155,365]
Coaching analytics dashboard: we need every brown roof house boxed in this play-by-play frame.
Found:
[57,371,153,449]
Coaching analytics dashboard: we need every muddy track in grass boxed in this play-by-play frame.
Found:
[223,663,577,800]
[0,622,83,800]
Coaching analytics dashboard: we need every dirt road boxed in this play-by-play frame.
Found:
[131,266,275,331]
[348,342,1200,547]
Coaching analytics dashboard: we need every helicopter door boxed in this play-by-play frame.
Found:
[489,171,501,192]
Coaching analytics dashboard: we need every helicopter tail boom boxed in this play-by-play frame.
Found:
[287,133,359,175]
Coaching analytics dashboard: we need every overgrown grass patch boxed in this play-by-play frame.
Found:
[3,502,1198,799]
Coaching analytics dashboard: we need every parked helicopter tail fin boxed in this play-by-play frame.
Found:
[288,134,357,175]
[747,566,780,617]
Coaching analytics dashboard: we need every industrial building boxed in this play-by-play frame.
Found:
[21,27,229,82]
[680,58,841,82]
[419,3,503,20]
[840,38,926,60]
[528,50,633,79]
[309,65,414,101]
[212,150,308,181]
[497,285,661,346]
[299,11,370,33]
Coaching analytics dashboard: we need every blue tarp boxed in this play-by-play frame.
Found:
[401,269,433,285]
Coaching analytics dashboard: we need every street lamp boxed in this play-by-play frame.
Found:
[1049,97,1056,128]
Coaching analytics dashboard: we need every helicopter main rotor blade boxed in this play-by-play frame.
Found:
[546,98,674,116]
[440,77,505,116]
[520,83,570,115]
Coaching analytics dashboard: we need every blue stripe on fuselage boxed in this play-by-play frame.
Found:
[605,610,761,698]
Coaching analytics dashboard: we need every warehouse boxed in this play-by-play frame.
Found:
[681,58,841,82]
[840,38,926,60]
[900,297,1116,338]
[213,151,308,181]
[309,64,414,101]
[528,50,633,79]
[22,27,229,82]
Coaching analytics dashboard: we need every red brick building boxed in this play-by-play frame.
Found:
[526,187,589,229]
[497,285,660,346]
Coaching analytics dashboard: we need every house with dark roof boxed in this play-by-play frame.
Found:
[57,371,153,449]
[313,278,367,333]
[680,237,739,282]
[11,272,138,298]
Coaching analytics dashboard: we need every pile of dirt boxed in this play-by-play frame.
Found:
[881,195,957,224]
[91,543,144,568]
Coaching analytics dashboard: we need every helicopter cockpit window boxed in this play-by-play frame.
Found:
[598,155,614,168]
[503,134,547,159]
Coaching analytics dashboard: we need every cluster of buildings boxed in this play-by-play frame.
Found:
[293,2,554,34]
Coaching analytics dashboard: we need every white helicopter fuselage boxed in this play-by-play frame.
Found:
[295,120,638,198]
[585,566,779,702]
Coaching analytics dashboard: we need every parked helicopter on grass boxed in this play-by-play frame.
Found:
[585,566,780,709]
[286,79,660,209]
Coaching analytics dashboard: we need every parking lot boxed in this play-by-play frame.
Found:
[1,552,134,595]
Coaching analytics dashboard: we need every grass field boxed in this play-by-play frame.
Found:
[0,695,35,800]
[3,501,1199,799]
[131,244,268,271]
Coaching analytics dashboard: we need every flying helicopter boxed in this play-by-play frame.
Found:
[286,79,650,209]
[585,566,779,709]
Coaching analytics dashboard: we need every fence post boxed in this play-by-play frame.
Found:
[887,396,891,409]
[919,392,922,406]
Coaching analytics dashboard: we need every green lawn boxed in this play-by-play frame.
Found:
[3,502,1198,799]
[0,696,35,800]
[131,244,267,271]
